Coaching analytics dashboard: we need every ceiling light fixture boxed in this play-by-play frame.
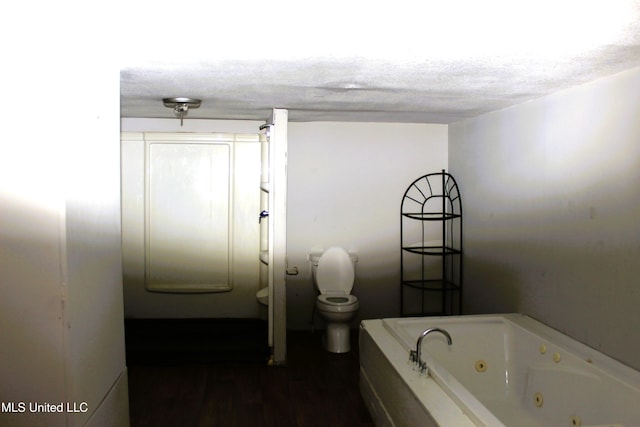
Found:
[163,97,201,126]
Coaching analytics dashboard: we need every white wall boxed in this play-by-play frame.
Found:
[121,120,448,327]
[0,150,68,425]
[64,94,129,426]
[0,61,128,425]
[286,122,448,329]
[449,67,640,370]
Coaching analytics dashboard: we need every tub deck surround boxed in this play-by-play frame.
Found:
[360,314,640,427]
[359,320,476,427]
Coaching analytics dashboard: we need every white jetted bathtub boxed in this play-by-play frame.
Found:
[359,314,640,427]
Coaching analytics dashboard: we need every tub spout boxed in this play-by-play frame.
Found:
[411,328,452,374]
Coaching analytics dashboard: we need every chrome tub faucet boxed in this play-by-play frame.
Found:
[409,328,453,374]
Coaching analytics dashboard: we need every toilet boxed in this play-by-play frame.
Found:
[310,247,359,353]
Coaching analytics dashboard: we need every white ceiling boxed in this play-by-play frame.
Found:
[120,1,640,124]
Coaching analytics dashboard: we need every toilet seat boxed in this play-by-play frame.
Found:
[316,294,359,314]
[317,294,358,306]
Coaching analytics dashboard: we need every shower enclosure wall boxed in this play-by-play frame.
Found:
[120,132,262,318]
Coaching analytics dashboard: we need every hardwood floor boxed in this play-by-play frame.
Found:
[127,324,375,427]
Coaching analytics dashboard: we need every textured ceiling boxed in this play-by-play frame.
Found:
[120,1,640,124]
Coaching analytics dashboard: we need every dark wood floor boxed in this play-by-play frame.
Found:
[127,324,375,427]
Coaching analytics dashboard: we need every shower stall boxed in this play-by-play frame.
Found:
[120,109,289,364]
[121,132,262,317]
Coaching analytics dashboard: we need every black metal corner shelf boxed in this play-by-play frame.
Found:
[401,245,461,256]
[401,279,461,291]
[400,170,463,316]
[402,212,461,221]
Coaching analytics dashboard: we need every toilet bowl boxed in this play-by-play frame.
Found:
[310,246,359,353]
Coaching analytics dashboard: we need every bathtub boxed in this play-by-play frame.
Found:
[359,314,640,427]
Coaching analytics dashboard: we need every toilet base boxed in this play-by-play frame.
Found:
[323,322,351,353]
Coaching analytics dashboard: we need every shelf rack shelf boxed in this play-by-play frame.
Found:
[400,170,463,317]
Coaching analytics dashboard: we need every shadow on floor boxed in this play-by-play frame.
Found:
[126,319,374,427]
